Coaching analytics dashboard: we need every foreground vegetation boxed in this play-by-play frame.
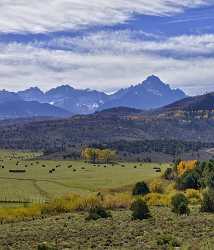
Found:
[0,207,213,250]
[0,150,214,249]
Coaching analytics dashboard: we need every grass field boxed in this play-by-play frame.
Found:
[0,150,169,206]
[0,207,213,250]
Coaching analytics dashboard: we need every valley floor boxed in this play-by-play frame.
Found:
[0,207,213,250]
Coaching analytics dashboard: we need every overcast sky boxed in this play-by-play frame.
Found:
[0,1,214,95]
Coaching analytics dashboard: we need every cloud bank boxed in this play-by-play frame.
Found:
[0,1,213,95]
[0,30,214,95]
[0,0,212,33]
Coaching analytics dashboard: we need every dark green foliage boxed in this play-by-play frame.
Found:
[86,206,112,221]
[131,199,151,220]
[176,170,201,190]
[163,168,175,180]
[175,160,214,191]
[207,172,214,189]
[157,235,180,248]
[92,140,214,157]
[37,243,56,250]
[201,189,214,213]
[132,181,150,196]
[171,193,190,215]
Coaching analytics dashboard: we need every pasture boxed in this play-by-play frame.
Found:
[0,150,169,206]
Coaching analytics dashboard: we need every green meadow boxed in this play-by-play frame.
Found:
[0,150,169,205]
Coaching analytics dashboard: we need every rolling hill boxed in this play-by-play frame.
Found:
[0,91,213,154]
[0,100,71,119]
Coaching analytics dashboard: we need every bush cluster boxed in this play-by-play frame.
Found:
[131,199,151,220]
[132,181,150,196]
[174,160,214,190]
[149,179,163,193]
[157,235,180,248]
[201,189,214,213]
[86,206,112,221]
[171,193,190,215]
[38,243,56,250]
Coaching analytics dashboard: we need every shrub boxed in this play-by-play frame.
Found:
[144,193,163,206]
[157,235,180,248]
[201,189,214,213]
[163,168,175,180]
[149,179,164,193]
[38,242,56,250]
[171,193,190,215]
[130,199,151,220]
[41,194,101,214]
[206,172,214,189]
[86,206,112,221]
[185,189,202,205]
[103,193,132,209]
[144,193,171,207]
[176,170,201,190]
[177,160,197,176]
[132,181,150,196]
[0,205,41,222]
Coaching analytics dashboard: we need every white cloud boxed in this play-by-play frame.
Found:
[0,35,214,95]
[47,31,214,56]
[0,0,212,33]
[0,1,213,96]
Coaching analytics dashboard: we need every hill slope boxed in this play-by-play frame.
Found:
[0,100,71,119]
[0,91,213,151]
[162,92,214,111]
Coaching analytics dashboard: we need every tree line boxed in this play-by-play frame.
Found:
[81,148,116,164]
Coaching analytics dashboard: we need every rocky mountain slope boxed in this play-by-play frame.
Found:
[101,75,186,110]
[0,75,186,116]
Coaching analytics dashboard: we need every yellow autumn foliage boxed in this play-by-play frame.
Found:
[149,179,164,193]
[184,189,202,205]
[0,205,41,222]
[177,160,197,176]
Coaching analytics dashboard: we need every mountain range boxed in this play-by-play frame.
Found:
[0,75,186,119]
[0,91,214,153]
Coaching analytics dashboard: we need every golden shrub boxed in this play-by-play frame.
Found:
[103,193,132,209]
[144,193,171,207]
[185,189,202,204]
[0,205,41,222]
[41,194,102,214]
[177,160,197,176]
[149,179,164,193]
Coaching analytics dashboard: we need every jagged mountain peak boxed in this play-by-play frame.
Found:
[46,84,75,95]
[19,86,44,94]
[0,76,187,117]
[18,86,45,103]
[144,74,162,83]
[100,76,187,110]
[142,75,168,89]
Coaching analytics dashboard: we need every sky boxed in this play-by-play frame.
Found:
[0,1,214,95]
